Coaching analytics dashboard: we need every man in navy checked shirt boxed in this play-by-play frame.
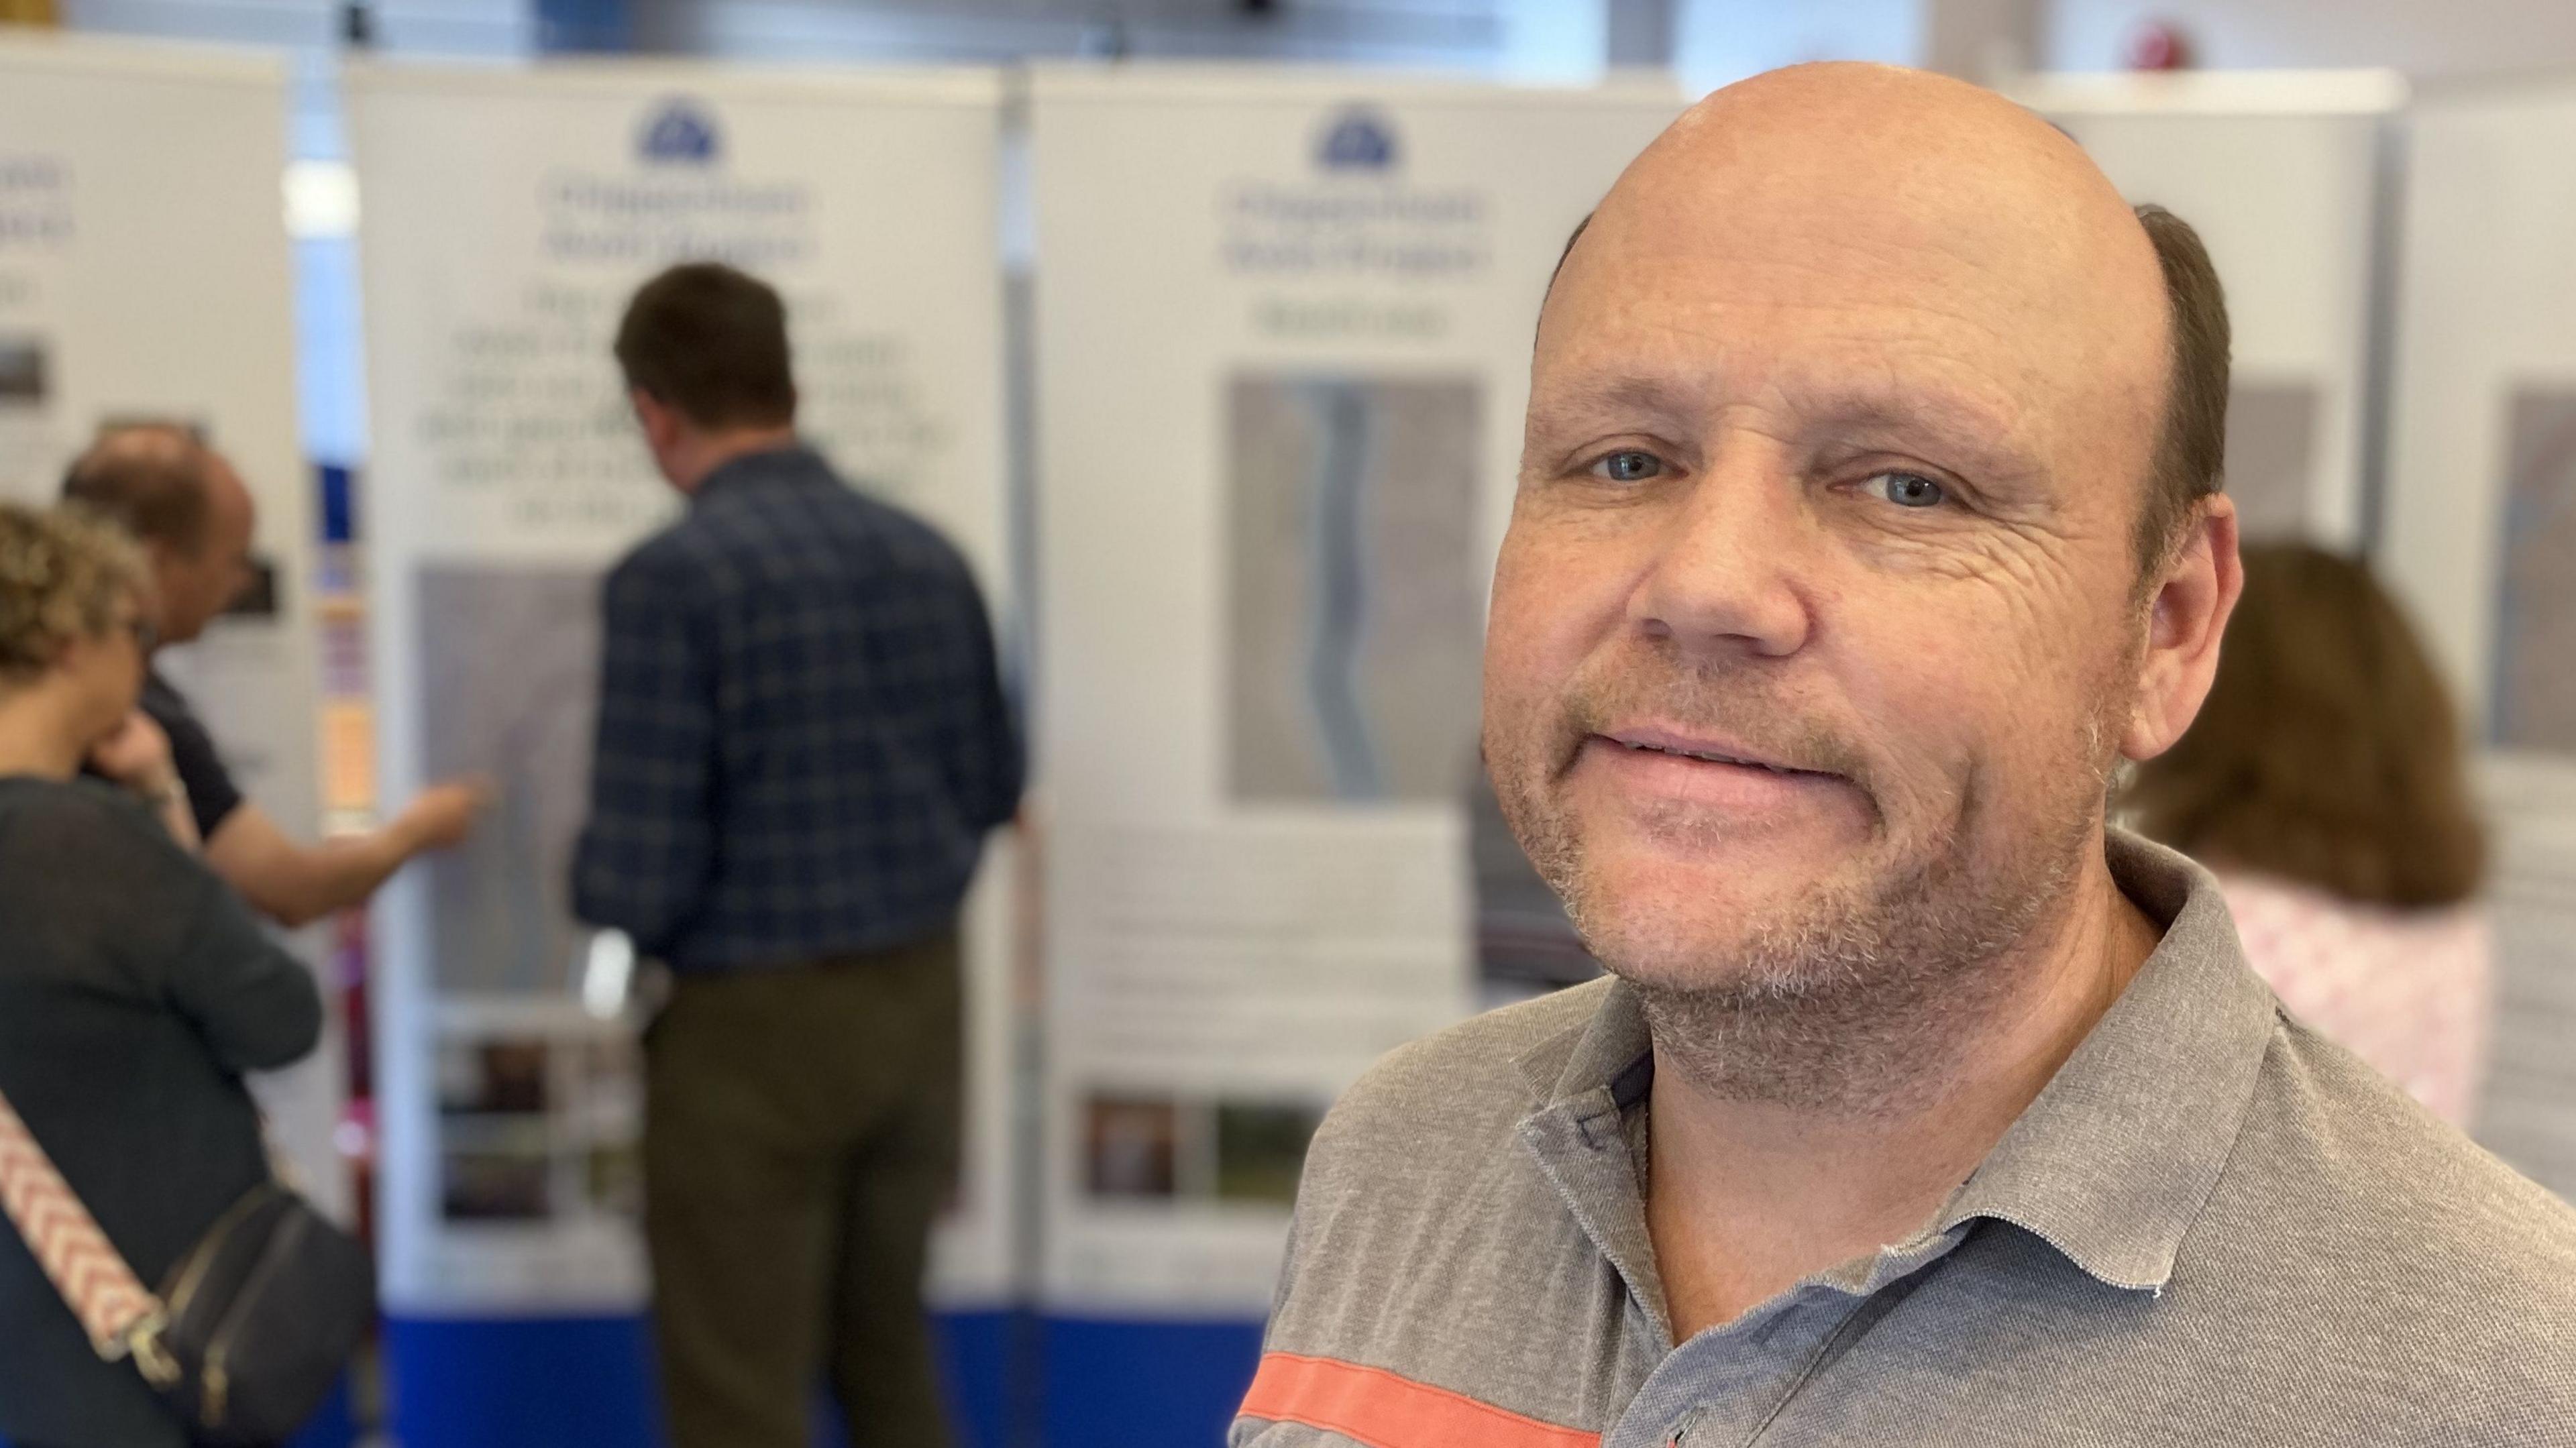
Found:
[574,262,1020,1448]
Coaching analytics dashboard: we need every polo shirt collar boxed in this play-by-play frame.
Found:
[1935,830,2277,1292]
[1511,829,2278,1298]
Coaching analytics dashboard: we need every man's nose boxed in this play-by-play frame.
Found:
[1625,442,1817,660]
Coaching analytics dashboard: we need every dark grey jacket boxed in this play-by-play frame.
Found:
[0,777,320,1448]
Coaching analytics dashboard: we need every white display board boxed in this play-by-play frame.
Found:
[0,34,339,1217]
[2385,80,2576,1197]
[350,60,1019,1313]
[2004,70,2408,551]
[1030,66,1678,1316]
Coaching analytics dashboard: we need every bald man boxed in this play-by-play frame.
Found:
[64,424,484,926]
[1232,64,2576,1448]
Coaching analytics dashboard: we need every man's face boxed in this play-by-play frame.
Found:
[1483,97,2172,997]
[152,455,256,646]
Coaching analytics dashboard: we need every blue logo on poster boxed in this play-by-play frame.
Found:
[639,99,720,165]
[1316,108,1398,172]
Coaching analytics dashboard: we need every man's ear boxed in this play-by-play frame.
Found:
[631,388,677,448]
[2123,494,2242,763]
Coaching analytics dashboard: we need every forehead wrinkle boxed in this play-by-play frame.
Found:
[1558,243,2093,378]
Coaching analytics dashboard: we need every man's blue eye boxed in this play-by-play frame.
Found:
[1594,451,1663,484]
[1866,471,1947,508]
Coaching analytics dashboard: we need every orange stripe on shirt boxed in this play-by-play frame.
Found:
[1237,1351,1603,1448]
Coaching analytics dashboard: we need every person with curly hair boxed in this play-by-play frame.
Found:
[0,501,321,1448]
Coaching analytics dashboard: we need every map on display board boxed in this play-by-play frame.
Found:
[416,565,602,997]
[2492,388,2576,755]
[1031,68,1680,1316]
[0,34,339,1217]
[2224,380,2322,545]
[351,62,1016,1313]
[1226,372,1483,805]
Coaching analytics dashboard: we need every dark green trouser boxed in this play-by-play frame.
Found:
[643,930,962,1448]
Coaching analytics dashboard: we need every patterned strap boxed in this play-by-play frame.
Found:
[0,1084,164,1361]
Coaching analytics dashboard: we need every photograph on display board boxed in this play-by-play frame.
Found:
[0,339,42,402]
[2222,380,2320,543]
[436,1036,555,1223]
[221,556,281,620]
[1085,1095,1180,1201]
[434,1030,645,1225]
[440,1136,555,1222]
[2494,388,2576,755]
[439,1036,552,1116]
[575,1036,645,1221]
[1081,1091,1325,1209]
[0,334,49,497]
[417,564,604,995]
[1228,373,1483,804]
[1213,1101,1324,1206]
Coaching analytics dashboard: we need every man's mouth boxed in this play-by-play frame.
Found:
[1595,727,1836,779]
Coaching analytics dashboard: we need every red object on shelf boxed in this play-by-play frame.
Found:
[2125,19,2193,71]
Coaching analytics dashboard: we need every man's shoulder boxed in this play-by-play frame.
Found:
[821,480,977,579]
[696,462,975,583]
[609,514,713,583]
[1269,983,1613,1362]
[2198,1016,2576,1393]
[2248,1017,2576,1251]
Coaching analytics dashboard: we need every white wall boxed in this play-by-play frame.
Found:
[630,0,1507,66]
[1675,0,1920,93]
[64,0,533,56]
[2043,0,2576,79]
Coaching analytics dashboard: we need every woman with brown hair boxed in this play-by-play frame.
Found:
[2126,542,2491,1125]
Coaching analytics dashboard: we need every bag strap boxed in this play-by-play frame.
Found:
[0,1083,172,1370]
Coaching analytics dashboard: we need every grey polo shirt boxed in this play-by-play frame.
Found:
[1234,832,2576,1447]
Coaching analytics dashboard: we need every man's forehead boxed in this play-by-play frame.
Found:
[1535,262,2059,426]
[1549,191,2125,372]
[1543,64,2165,407]
[207,455,253,506]
[1529,353,2029,450]
[1539,162,2158,467]
[193,455,256,549]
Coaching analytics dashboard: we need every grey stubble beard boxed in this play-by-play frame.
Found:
[1503,687,2127,1123]
[1612,800,2096,1121]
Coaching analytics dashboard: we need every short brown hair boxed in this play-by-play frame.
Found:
[2123,544,2483,908]
[613,262,797,430]
[2135,203,2231,571]
[60,421,214,551]
[0,502,149,689]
